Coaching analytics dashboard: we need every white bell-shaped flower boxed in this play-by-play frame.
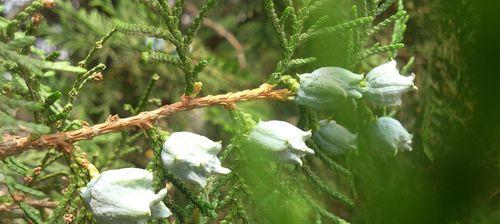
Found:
[248,120,314,166]
[363,60,417,106]
[314,120,357,155]
[161,132,231,188]
[295,67,364,110]
[80,168,171,224]
[369,117,413,153]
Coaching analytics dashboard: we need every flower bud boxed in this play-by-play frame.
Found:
[363,60,417,106]
[368,117,413,153]
[161,132,230,188]
[313,120,357,155]
[248,120,314,166]
[80,168,171,224]
[295,67,364,110]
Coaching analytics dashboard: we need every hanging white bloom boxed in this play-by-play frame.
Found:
[80,168,171,224]
[161,132,230,188]
[363,60,417,106]
[248,120,314,166]
[369,117,413,153]
[295,67,364,110]
[313,120,357,155]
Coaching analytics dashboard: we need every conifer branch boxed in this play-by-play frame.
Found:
[298,16,373,46]
[375,0,399,16]
[302,163,354,207]
[367,10,406,36]
[78,28,117,67]
[358,43,404,59]
[0,84,292,159]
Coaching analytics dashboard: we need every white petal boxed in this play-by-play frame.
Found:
[149,189,170,219]
[301,129,312,140]
[364,61,416,106]
[150,201,171,219]
[204,141,223,155]
[257,120,310,142]
[164,132,220,156]
[347,89,363,98]
[312,67,364,84]
[277,151,303,166]
[212,166,231,174]
[295,89,337,110]
[187,171,207,188]
[248,125,288,151]
[366,60,399,81]
[300,73,348,97]
[288,139,314,154]
[368,73,415,88]
[314,120,357,155]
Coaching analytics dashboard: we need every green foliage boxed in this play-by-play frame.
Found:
[19,202,44,224]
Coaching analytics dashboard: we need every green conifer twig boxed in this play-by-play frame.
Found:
[367,10,406,36]
[79,27,117,67]
[302,163,354,207]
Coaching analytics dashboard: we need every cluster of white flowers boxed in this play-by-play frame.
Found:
[295,60,415,153]
[296,60,416,109]
[81,122,315,223]
[81,60,416,223]
[81,132,232,223]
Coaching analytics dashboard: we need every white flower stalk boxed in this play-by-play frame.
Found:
[295,67,364,110]
[80,168,171,224]
[161,132,230,188]
[314,120,357,155]
[363,60,417,106]
[248,120,314,166]
[369,117,413,153]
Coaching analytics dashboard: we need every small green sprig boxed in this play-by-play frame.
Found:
[302,163,354,207]
[133,0,219,96]
[5,0,44,37]
[79,28,117,67]
[359,43,404,60]
[59,64,106,124]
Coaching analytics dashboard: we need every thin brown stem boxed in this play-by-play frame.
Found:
[185,3,247,68]
[0,84,292,159]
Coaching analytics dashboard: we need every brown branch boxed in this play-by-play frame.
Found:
[0,84,292,160]
[0,198,57,219]
[0,198,58,212]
